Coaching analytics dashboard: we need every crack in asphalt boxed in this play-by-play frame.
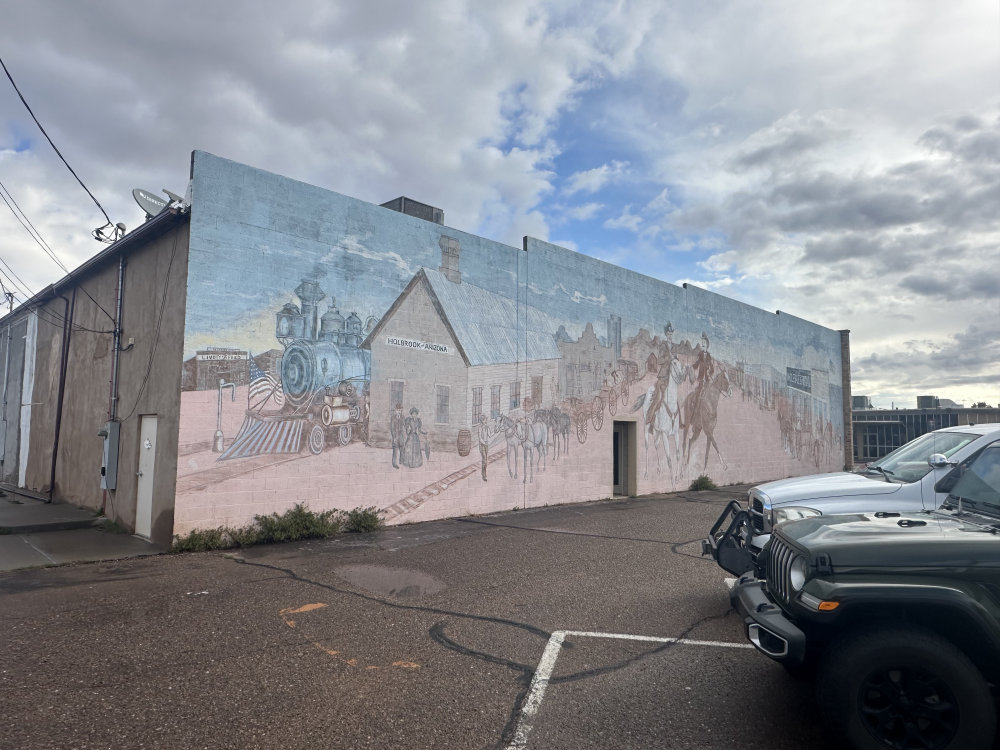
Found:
[233,538,734,750]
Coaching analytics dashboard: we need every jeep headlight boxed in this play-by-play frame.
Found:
[771,506,821,526]
[789,556,808,591]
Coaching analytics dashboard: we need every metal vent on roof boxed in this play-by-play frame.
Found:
[380,197,444,225]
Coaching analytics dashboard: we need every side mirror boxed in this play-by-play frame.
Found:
[928,453,953,469]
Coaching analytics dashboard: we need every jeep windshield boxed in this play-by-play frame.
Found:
[863,430,981,484]
[941,442,1000,519]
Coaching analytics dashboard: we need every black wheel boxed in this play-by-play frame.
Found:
[816,625,995,750]
[308,425,325,455]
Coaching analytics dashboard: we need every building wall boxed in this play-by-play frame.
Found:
[12,219,190,546]
[173,151,847,536]
[0,316,28,486]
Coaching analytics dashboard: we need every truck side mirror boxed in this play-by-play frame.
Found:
[928,453,953,469]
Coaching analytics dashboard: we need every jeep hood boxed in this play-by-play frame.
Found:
[776,513,1000,568]
[754,472,903,505]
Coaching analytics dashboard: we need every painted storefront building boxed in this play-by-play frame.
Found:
[173,151,847,536]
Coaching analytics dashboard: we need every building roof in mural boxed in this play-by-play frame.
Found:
[363,268,561,367]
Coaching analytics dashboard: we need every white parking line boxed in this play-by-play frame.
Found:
[506,631,752,750]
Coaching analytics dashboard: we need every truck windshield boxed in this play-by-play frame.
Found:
[866,431,979,484]
[948,443,1000,516]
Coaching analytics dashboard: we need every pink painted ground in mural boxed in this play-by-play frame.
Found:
[173,369,840,537]
[174,388,611,536]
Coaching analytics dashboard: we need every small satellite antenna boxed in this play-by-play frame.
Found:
[132,188,168,219]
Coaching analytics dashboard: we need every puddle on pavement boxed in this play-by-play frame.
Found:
[335,564,446,599]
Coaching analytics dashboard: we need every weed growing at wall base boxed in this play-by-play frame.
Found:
[171,504,386,553]
[689,475,718,491]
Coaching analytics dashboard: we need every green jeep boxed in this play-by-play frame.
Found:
[732,436,1000,750]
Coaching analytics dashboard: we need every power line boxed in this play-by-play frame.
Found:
[0,54,112,225]
[0,254,35,301]
[0,179,70,274]
[0,181,115,322]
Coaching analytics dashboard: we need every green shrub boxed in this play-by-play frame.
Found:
[227,524,261,548]
[341,506,384,533]
[172,504,382,552]
[255,503,343,543]
[171,527,235,553]
[689,474,717,491]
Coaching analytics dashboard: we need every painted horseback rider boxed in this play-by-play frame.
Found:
[647,323,687,434]
[691,332,717,417]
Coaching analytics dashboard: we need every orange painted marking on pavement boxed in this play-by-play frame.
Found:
[280,603,328,615]
[278,603,418,670]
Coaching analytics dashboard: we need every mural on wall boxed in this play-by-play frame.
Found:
[174,152,846,535]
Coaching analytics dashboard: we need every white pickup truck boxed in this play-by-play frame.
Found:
[702,423,1000,576]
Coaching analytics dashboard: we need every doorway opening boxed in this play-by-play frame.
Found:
[613,421,636,497]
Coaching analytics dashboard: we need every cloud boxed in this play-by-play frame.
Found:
[603,205,642,232]
[563,160,629,195]
[2,0,999,410]
[565,202,603,220]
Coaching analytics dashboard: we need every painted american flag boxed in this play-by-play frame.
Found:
[248,356,285,411]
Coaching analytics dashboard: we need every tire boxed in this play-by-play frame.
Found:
[337,424,352,446]
[816,625,995,750]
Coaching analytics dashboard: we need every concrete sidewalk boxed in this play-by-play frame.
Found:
[0,493,165,572]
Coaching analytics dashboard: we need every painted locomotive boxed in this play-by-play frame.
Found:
[275,278,371,453]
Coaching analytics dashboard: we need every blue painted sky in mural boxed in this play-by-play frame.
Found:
[1,1,998,407]
[186,152,841,393]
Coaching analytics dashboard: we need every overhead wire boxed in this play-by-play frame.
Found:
[0,55,118,323]
[0,179,69,274]
[0,54,112,225]
[119,228,180,422]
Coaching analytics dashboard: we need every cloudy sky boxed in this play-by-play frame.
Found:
[1,1,998,409]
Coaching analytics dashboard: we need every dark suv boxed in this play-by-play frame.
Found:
[731,438,1000,750]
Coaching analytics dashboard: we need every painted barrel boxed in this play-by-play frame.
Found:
[457,429,472,457]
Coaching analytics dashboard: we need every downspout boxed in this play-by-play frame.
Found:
[1,310,11,465]
[110,255,126,422]
[48,289,76,502]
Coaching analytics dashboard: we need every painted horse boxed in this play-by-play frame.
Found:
[681,367,733,473]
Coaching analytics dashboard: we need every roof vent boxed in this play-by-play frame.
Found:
[380,197,444,225]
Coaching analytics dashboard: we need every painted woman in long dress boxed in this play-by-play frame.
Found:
[401,407,426,468]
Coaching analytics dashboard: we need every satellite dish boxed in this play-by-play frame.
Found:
[132,188,168,218]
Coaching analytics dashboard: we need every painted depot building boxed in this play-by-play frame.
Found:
[0,151,852,547]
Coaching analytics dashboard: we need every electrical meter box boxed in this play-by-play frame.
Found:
[98,421,120,490]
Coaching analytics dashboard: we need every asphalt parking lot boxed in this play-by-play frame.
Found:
[0,488,916,748]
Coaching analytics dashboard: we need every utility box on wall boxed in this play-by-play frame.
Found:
[98,421,120,490]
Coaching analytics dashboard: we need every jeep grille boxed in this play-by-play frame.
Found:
[766,536,797,604]
[750,497,767,534]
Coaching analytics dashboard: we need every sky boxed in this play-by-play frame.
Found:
[1,1,998,410]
